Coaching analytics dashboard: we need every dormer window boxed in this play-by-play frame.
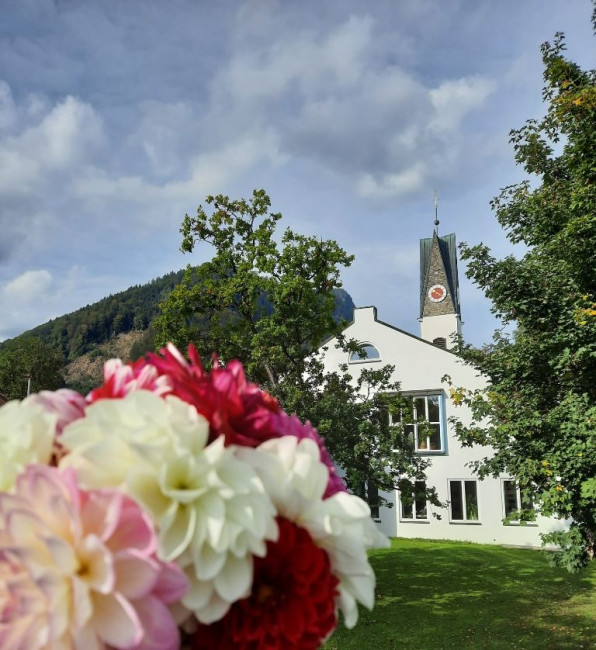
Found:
[348,343,381,364]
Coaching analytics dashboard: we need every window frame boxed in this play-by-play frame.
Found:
[367,481,381,521]
[391,391,447,455]
[348,342,382,365]
[501,479,536,526]
[448,479,481,524]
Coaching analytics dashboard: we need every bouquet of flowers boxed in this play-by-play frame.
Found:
[0,344,388,649]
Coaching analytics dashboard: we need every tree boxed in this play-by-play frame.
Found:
[155,189,438,509]
[0,337,64,400]
[451,11,596,570]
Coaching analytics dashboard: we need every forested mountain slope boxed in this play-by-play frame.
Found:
[0,268,355,396]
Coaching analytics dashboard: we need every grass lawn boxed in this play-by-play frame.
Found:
[323,538,596,650]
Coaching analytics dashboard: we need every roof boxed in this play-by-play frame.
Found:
[334,305,457,356]
[419,232,461,318]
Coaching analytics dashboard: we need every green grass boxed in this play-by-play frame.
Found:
[324,538,596,649]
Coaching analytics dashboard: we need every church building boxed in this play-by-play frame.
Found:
[320,226,567,547]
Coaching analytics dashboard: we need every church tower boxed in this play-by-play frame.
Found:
[419,226,462,350]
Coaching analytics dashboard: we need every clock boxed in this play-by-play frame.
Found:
[428,284,447,303]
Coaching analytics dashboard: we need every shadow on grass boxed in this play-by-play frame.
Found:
[325,539,596,650]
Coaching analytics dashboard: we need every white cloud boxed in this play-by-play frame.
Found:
[3,269,53,302]
[0,81,16,131]
[429,76,497,133]
[0,92,105,195]
[357,163,428,198]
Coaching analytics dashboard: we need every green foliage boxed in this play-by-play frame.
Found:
[454,14,596,570]
[155,190,354,384]
[156,189,435,508]
[0,337,64,399]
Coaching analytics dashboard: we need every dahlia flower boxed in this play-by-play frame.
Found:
[237,436,389,628]
[146,344,281,446]
[59,391,279,624]
[275,412,346,498]
[192,517,339,650]
[0,465,187,649]
[59,391,204,488]
[0,397,56,491]
[28,388,87,433]
[87,358,171,403]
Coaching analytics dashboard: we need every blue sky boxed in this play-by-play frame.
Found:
[0,0,594,346]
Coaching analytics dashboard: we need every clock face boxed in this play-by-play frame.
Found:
[428,284,447,303]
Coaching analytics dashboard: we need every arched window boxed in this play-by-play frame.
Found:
[433,337,447,350]
[348,343,381,364]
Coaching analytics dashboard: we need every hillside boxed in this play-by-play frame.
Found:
[6,269,187,363]
[3,269,355,393]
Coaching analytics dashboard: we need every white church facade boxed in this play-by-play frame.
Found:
[320,230,567,547]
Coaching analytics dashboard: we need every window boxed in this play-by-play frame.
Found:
[449,480,479,522]
[400,481,428,520]
[432,337,447,349]
[393,394,445,453]
[368,482,380,520]
[502,480,534,522]
[348,343,380,364]
[358,480,380,519]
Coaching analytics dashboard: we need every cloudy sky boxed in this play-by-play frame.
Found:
[0,0,594,346]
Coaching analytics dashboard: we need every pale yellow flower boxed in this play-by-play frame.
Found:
[0,397,56,491]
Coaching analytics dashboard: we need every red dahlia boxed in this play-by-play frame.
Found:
[191,517,339,649]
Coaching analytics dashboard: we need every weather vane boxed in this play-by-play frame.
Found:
[434,190,439,233]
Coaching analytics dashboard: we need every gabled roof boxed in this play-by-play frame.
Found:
[419,232,460,318]
[340,305,457,356]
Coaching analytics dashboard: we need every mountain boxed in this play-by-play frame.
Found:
[2,269,355,394]
[3,269,188,363]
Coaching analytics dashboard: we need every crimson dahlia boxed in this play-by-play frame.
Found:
[147,344,280,447]
[191,517,339,649]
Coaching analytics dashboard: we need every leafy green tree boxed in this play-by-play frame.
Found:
[451,13,596,570]
[0,337,64,400]
[155,189,438,509]
[155,190,354,386]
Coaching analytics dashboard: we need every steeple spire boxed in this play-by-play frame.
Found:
[419,207,462,349]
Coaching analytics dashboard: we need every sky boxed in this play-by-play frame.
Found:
[0,0,594,347]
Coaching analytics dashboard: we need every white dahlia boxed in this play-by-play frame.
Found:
[0,397,57,491]
[238,436,390,629]
[59,391,278,624]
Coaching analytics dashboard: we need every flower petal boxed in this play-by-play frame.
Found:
[159,504,196,562]
[92,592,143,649]
[113,551,159,600]
[133,596,181,650]
[213,553,252,603]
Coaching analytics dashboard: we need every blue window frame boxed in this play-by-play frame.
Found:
[393,393,447,454]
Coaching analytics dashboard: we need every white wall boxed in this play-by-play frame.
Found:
[419,313,461,349]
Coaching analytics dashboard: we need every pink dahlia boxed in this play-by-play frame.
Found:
[191,517,339,650]
[146,344,280,447]
[0,465,187,650]
[87,358,171,403]
[28,388,87,434]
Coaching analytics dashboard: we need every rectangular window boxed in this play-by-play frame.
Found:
[368,481,380,520]
[400,481,428,520]
[502,480,533,521]
[449,480,479,522]
[392,393,445,453]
